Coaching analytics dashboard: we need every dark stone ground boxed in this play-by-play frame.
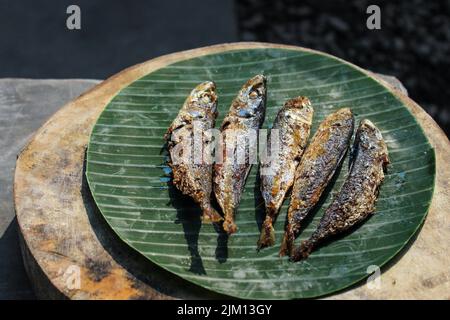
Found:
[0,0,238,78]
[0,0,448,135]
[236,0,450,136]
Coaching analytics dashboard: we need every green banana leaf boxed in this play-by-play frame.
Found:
[86,48,435,299]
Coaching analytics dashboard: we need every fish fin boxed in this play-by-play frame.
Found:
[220,118,233,131]
[257,218,275,249]
[291,239,315,262]
[279,221,298,256]
[279,233,291,257]
[201,206,223,223]
[223,217,237,234]
[164,114,190,141]
[164,122,179,141]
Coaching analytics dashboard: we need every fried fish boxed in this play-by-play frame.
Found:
[280,108,355,256]
[291,119,389,261]
[164,81,222,223]
[214,75,267,234]
[258,97,314,249]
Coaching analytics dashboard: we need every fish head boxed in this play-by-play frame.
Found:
[235,74,266,118]
[187,81,218,118]
[283,96,314,125]
[360,119,385,145]
[325,107,354,128]
[360,119,381,138]
[334,107,353,120]
[358,119,390,167]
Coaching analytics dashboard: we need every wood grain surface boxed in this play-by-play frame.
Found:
[14,43,450,299]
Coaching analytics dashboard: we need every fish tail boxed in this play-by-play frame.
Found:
[257,217,275,249]
[279,233,291,257]
[201,205,223,223]
[291,239,315,262]
[222,211,237,234]
[279,223,298,256]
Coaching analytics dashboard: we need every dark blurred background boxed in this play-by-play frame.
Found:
[0,0,448,135]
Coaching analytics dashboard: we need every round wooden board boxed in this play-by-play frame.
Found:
[14,43,450,300]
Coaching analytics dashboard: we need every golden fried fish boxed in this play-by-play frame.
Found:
[291,119,389,261]
[214,75,267,234]
[258,97,314,249]
[280,108,354,256]
[164,81,222,223]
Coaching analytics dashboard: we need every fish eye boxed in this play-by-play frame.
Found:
[201,94,211,103]
[249,90,259,99]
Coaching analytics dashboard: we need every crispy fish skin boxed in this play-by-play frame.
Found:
[280,108,354,256]
[164,81,222,223]
[214,75,267,234]
[291,119,389,261]
[258,97,314,249]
